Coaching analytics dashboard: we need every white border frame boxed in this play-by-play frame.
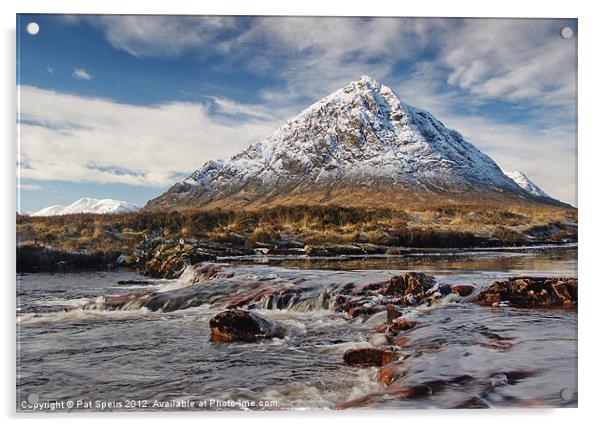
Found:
[3,1,599,426]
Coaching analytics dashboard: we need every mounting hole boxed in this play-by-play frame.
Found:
[560,26,573,39]
[560,387,576,401]
[26,22,39,35]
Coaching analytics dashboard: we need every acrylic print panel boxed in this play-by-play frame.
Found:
[16,15,577,412]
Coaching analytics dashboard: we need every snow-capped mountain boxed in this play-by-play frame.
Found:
[146,76,563,210]
[503,171,549,198]
[32,198,139,216]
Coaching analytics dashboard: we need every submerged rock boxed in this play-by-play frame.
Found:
[337,374,477,409]
[389,317,417,332]
[343,347,397,367]
[209,309,286,343]
[386,303,403,323]
[451,284,475,297]
[453,396,490,409]
[377,360,407,385]
[116,279,151,285]
[475,277,577,308]
[81,291,149,311]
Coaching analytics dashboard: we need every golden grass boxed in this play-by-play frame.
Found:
[16,202,577,255]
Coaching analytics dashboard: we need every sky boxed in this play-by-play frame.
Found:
[16,15,578,212]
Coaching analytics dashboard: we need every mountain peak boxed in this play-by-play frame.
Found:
[32,198,139,216]
[347,75,382,90]
[146,78,564,211]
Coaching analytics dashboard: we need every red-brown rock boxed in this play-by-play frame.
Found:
[393,336,410,347]
[343,348,397,367]
[209,309,285,343]
[380,272,436,305]
[386,303,403,322]
[376,360,407,385]
[82,291,149,310]
[475,277,578,308]
[347,304,385,318]
[451,285,475,297]
[390,317,417,332]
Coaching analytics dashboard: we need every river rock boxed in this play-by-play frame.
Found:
[475,277,577,307]
[347,304,386,318]
[380,272,437,305]
[343,347,397,367]
[209,309,286,343]
[389,317,417,332]
[140,242,220,279]
[377,360,407,385]
[451,284,475,297]
[386,303,403,322]
[82,291,149,311]
[116,279,151,285]
[453,397,490,409]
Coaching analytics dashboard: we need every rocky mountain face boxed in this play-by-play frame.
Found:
[146,76,565,211]
[31,198,139,216]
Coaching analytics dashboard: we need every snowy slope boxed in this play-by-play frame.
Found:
[31,205,66,216]
[147,76,551,209]
[32,198,139,216]
[504,171,549,198]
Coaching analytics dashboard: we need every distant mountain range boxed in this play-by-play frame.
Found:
[31,198,139,216]
[145,76,566,211]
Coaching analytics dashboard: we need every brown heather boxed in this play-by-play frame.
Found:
[17,203,577,257]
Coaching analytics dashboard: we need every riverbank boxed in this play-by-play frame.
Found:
[16,204,577,276]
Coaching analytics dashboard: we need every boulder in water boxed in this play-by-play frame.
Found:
[380,272,437,305]
[377,360,407,385]
[451,284,475,297]
[343,347,397,367]
[390,317,417,332]
[82,291,149,310]
[116,279,151,285]
[386,303,403,323]
[209,309,286,343]
[475,277,577,307]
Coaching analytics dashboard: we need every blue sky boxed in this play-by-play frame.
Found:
[17,15,577,212]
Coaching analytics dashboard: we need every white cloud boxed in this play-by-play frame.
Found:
[72,68,93,80]
[72,16,576,111]
[440,19,576,109]
[71,16,447,105]
[18,86,279,187]
[210,97,274,121]
[17,183,44,191]
[68,15,238,59]
[236,17,447,104]
[74,16,577,109]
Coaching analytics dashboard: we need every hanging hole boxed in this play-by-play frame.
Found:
[26,22,40,35]
[560,27,573,39]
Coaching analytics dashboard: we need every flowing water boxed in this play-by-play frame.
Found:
[16,247,577,411]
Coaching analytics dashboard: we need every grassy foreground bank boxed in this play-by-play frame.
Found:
[17,203,577,257]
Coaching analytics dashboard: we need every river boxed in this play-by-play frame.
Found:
[16,247,577,411]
